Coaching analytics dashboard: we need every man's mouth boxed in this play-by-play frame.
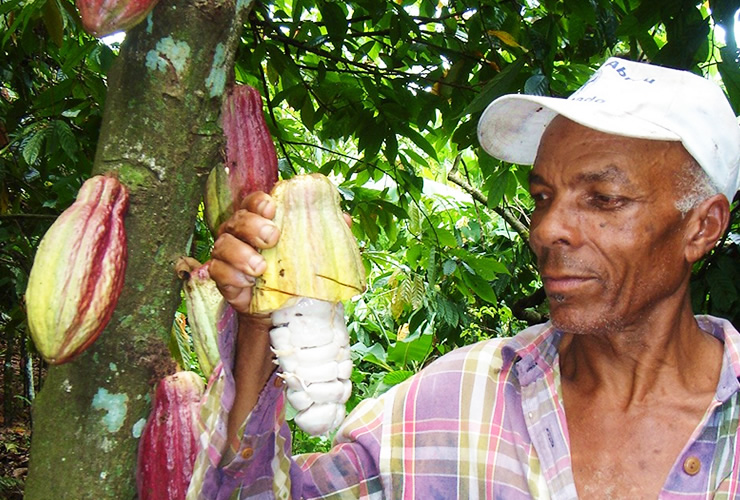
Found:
[541,274,595,295]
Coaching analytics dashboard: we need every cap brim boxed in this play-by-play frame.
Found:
[477,94,681,165]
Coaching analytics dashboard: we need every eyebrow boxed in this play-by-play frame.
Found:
[528,165,634,187]
[574,165,632,185]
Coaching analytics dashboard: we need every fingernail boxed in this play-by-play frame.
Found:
[257,199,271,215]
[249,255,265,273]
[259,224,276,242]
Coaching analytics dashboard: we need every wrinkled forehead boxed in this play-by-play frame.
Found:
[531,116,693,189]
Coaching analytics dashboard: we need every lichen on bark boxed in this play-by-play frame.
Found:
[24,0,254,497]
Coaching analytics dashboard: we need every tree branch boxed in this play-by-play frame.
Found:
[447,171,530,242]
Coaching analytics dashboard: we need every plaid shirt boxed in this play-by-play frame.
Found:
[186,312,740,499]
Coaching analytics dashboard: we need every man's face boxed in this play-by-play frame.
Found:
[529,116,694,335]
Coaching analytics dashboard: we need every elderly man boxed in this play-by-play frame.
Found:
[187,58,740,499]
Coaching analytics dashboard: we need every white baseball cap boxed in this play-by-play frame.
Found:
[477,57,740,202]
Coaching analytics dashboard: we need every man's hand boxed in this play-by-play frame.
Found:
[207,191,282,449]
[209,191,280,315]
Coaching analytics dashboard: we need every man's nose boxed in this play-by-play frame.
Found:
[530,198,581,251]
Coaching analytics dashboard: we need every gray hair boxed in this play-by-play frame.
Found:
[674,158,718,215]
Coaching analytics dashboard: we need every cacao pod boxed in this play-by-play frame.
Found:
[25,175,128,365]
[253,173,365,435]
[76,0,159,37]
[250,173,366,314]
[137,371,205,500]
[204,84,278,234]
[176,257,223,378]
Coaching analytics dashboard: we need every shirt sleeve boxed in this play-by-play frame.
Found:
[187,306,386,500]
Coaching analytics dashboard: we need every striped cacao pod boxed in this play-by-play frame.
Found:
[76,0,159,37]
[252,174,365,435]
[250,173,366,314]
[204,84,278,235]
[176,257,223,378]
[25,175,128,365]
[137,371,204,500]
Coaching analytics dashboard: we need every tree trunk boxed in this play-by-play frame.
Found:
[24,0,252,496]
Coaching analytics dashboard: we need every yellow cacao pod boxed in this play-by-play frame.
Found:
[250,173,366,314]
[25,175,129,364]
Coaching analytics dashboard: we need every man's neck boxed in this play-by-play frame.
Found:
[557,295,723,407]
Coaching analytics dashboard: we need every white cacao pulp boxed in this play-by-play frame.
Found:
[270,297,352,435]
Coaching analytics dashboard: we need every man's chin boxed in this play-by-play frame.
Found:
[548,304,617,336]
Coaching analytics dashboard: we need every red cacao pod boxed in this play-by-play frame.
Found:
[25,175,128,364]
[76,0,159,38]
[204,84,278,234]
[137,371,205,500]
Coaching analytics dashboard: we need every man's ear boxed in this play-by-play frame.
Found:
[684,193,730,264]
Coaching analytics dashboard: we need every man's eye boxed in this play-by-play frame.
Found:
[590,193,626,209]
[530,192,549,204]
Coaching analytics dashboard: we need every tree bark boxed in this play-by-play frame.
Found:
[24,0,252,496]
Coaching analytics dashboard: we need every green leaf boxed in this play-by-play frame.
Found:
[22,128,47,165]
[387,331,433,367]
[41,0,64,48]
[459,58,526,118]
[52,120,78,158]
[442,259,457,275]
[321,2,348,48]
[352,342,390,370]
[452,249,510,278]
[461,270,498,304]
[382,370,414,387]
[398,125,438,162]
[718,50,740,115]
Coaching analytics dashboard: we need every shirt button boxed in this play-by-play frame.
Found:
[241,447,254,459]
[683,456,701,476]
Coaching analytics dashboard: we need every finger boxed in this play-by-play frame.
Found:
[209,258,255,314]
[218,283,253,315]
[342,212,352,228]
[242,191,277,220]
[212,233,267,277]
[218,210,280,250]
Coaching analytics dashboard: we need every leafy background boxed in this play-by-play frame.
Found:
[2,0,739,492]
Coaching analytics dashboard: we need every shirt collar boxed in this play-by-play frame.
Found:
[501,315,740,398]
[501,321,562,386]
[696,315,740,402]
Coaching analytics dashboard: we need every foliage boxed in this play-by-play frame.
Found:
[2,0,739,468]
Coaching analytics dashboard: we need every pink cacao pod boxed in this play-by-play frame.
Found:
[76,0,159,38]
[137,371,205,500]
[25,175,128,364]
[204,84,279,235]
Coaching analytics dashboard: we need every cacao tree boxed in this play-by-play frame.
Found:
[1,0,739,497]
[17,0,256,496]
